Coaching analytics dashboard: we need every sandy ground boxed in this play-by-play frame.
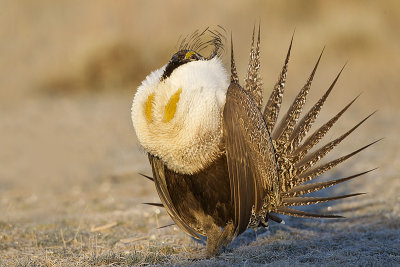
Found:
[1,1,399,266]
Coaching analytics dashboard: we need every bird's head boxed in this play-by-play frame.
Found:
[131,28,229,174]
[161,50,205,81]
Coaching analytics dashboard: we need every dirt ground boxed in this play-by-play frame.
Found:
[1,1,399,266]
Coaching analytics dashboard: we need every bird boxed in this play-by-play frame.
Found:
[131,26,377,258]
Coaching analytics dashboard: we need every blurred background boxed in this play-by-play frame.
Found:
[0,0,399,265]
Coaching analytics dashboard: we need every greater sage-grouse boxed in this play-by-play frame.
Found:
[131,27,376,257]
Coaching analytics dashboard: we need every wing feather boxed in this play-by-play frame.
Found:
[223,82,279,235]
[148,154,201,239]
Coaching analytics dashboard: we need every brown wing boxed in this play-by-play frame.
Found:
[148,154,201,239]
[223,82,280,235]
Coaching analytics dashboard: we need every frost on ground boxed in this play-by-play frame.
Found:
[0,92,398,266]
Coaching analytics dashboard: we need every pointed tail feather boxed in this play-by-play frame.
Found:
[283,168,377,197]
[157,223,175,229]
[272,48,324,145]
[294,139,381,187]
[139,173,154,182]
[288,65,345,153]
[282,193,365,206]
[244,24,263,109]
[267,213,285,224]
[292,95,360,162]
[275,206,343,218]
[296,112,376,173]
[263,33,293,134]
[230,34,239,84]
[143,202,164,207]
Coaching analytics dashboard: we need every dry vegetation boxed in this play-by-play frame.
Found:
[1,1,399,266]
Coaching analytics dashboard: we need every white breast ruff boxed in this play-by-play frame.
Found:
[131,57,229,174]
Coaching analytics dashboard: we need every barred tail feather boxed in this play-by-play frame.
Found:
[294,139,381,187]
[272,48,324,145]
[263,34,293,134]
[230,34,239,84]
[288,65,345,153]
[296,112,376,174]
[292,95,360,163]
[283,168,376,197]
[244,24,263,109]
[281,193,365,206]
[275,206,343,218]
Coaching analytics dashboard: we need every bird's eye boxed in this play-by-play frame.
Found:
[184,51,196,60]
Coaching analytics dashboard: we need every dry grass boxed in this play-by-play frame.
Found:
[1,0,399,266]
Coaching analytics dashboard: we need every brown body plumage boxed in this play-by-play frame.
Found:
[134,26,377,257]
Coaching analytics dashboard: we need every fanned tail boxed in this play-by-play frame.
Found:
[263,36,377,220]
